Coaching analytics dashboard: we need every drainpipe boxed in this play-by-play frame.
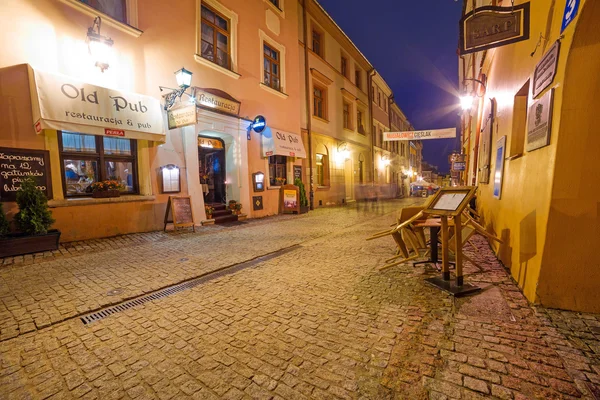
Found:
[302,0,314,210]
[368,68,376,186]
[389,94,395,197]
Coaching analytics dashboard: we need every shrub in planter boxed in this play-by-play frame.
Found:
[15,179,55,235]
[0,179,60,258]
[90,180,124,198]
[0,202,10,236]
[228,200,237,210]
[234,203,242,215]
[294,178,309,213]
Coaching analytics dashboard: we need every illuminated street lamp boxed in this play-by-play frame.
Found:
[174,67,193,89]
[460,94,474,111]
[87,17,114,72]
[160,68,195,110]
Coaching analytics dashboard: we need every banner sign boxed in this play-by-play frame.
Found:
[532,41,560,98]
[194,88,240,116]
[29,68,165,141]
[262,128,307,158]
[167,105,197,130]
[527,89,554,152]
[452,162,466,171]
[561,0,580,33]
[459,3,530,55]
[383,128,456,141]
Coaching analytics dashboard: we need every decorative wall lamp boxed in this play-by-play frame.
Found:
[460,77,487,111]
[382,155,391,166]
[160,67,194,110]
[87,17,114,72]
[337,142,350,160]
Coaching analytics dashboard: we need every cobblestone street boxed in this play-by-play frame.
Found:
[1,200,599,399]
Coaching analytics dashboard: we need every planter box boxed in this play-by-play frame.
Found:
[299,205,309,214]
[92,190,120,198]
[0,230,61,258]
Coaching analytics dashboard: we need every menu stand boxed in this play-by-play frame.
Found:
[422,187,480,297]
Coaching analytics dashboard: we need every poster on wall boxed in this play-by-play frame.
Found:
[527,89,554,152]
[493,136,507,199]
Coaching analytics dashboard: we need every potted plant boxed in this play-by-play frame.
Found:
[294,178,309,214]
[0,178,60,258]
[90,180,124,198]
[234,203,242,215]
[228,200,237,211]
[0,202,10,237]
[275,177,286,186]
[204,204,215,219]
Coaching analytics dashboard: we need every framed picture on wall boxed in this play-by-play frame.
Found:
[493,136,507,199]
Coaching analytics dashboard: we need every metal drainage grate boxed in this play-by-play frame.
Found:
[81,244,300,325]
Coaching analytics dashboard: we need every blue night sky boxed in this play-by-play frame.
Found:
[318,0,463,173]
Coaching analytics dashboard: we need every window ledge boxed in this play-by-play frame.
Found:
[194,54,241,80]
[263,0,285,18]
[316,185,329,190]
[343,128,355,133]
[506,153,523,161]
[57,0,142,38]
[268,186,282,190]
[259,83,289,99]
[49,195,155,208]
[313,115,329,124]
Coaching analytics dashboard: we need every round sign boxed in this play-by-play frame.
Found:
[252,115,266,133]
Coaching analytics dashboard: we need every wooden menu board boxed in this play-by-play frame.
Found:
[0,147,52,201]
[280,184,300,214]
[424,187,476,217]
[164,196,195,231]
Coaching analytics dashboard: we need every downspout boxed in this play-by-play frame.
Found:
[302,0,314,210]
[368,69,376,185]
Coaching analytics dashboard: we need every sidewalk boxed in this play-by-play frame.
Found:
[0,201,598,399]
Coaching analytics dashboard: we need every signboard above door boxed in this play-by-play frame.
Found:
[459,3,530,55]
[193,87,241,116]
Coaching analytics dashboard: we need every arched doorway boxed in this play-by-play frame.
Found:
[198,136,226,204]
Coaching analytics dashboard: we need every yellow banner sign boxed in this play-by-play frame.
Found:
[167,105,197,130]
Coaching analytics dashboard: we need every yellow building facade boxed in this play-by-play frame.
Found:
[461,0,600,312]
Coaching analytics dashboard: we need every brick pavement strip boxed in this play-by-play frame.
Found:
[0,200,599,399]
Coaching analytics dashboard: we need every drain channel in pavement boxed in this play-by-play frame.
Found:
[80,244,300,325]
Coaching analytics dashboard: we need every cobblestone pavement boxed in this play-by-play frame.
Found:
[1,200,599,399]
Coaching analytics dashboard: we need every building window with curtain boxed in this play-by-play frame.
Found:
[355,68,361,90]
[59,132,137,197]
[200,4,231,70]
[357,109,365,134]
[343,101,352,130]
[269,0,280,8]
[313,85,326,119]
[312,29,322,57]
[80,0,126,23]
[268,155,287,186]
[341,56,347,77]
[264,43,281,91]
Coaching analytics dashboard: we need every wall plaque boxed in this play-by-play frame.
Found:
[294,165,302,181]
[0,147,52,201]
[194,87,241,116]
[160,164,180,194]
[459,3,530,55]
[527,89,554,152]
[532,41,560,98]
[253,196,263,211]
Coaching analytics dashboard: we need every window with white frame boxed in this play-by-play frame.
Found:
[260,30,287,95]
[80,0,126,23]
[196,0,238,77]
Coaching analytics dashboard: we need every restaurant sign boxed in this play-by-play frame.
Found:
[383,128,456,141]
[459,3,530,55]
[167,105,197,130]
[532,41,560,98]
[29,68,165,142]
[194,88,240,116]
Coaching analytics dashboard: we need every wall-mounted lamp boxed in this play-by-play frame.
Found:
[382,156,391,166]
[160,67,194,110]
[87,17,114,72]
[460,77,487,111]
[336,142,350,161]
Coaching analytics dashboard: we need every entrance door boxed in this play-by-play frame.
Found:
[344,159,353,201]
[198,137,226,204]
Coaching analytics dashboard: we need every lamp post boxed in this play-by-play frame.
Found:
[87,17,114,72]
[160,67,194,110]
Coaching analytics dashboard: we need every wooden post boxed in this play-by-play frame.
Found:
[440,216,450,281]
[454,219,463,286]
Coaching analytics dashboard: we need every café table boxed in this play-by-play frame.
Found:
[411,218,456,270]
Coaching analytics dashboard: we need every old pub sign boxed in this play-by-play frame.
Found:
[459,3,530,55]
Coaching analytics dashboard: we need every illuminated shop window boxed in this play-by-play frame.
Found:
[59,132,137,197]
[269,155,287,186]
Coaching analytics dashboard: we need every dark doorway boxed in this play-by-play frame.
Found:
[198,136,226,204]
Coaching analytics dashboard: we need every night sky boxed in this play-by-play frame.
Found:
[318,0,463,174]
